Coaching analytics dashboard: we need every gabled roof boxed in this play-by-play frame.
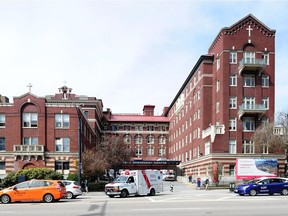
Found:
[208,14,276,53]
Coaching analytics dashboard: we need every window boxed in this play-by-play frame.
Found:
[205,141,210,155]
[262,142,269,154]
[135,146,142,156]
[216,80,220,92]
[123,135,131,144]
[229,97,237,109]
[243,97,255,109]
[229,165,235,176]
[216,58,220,70]
[243,117,255,131]
[147,147,154,156]
[0,137,5,151]
[123,125,130,131]
[55,114,70,128]
[262,75,269,87]
[84,111,89,118]
[243,51,255,64]
[262,97,269,109]
[23,113,38,128]
[230,51,237,64]
[135,125,143,131]
[230,75,237,86]
[263,53,269,65]
[242,140,254,154]
[0,161,5,170]
[158,146,166,156]
[135,135,142,144]
[23,137,38,145]
[147,135,154,144]
[243,75,255,87]
[229,140,236,154]
[159,135,166,144]
[216,102,220,113]
[55,161,69,171]
[55,138,70,152]
[229,118,236,131]
[147,126,154,131]
[0,114,5,127]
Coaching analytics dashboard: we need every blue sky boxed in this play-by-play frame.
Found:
[0,0,287,115]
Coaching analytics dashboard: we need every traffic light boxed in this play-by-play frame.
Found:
[73,159,78,168]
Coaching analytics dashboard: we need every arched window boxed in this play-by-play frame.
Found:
[147,135,154,144]
[159,135,166,144]
[135,135,142,144]
[123,135,131,144]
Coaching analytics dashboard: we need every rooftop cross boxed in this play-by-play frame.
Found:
[27,83,32,93]
[246,25,253,37]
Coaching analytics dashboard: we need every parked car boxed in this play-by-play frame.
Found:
[61,180,82,199]
[0,179,66,204]
[234,177,288,196]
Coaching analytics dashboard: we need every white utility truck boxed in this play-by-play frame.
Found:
[105,170,163,198]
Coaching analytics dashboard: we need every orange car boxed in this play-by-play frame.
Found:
[0,179,67,204]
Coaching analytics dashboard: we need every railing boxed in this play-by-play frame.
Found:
[273,126,286,136]
[13,145,44,153]
[238,58,266,75]
[238,103,266,111]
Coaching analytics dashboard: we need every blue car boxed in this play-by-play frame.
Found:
[234,177,288,196]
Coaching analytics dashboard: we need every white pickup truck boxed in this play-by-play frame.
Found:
[105,170,163,198]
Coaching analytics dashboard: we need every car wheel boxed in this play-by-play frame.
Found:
[66,192,73,199]
[282,188,288,195]
[120,189,128,198]
[43,193,54,203]
[149,188,156,196]
[249,189,257,196]
[1,194,11,204]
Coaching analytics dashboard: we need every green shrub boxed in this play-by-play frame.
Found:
[1,168,64,188]
[66,173,78,181]
[88,182,106,192]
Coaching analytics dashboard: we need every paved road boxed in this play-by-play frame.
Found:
[1,181,288,216]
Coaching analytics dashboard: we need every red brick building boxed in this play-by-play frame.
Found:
[166,14,284,182]
[0,85,103,179]
[0,14,284,182]
[102,105,170,161]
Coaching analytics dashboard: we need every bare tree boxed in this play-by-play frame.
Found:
[81,148,109,181]
[252,121,286,153]
[100,134,131,169]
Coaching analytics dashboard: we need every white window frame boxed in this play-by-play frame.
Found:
[55,137,70,152]
[135,135,143,144]
[230,51,237,64]
[243,140,254,154]
[229,118,236,131]
[262,97,269,109]
[263,53,269,65]
[244,51,255,64]
[229,140,236,154]
[229,97,237,109]
[216,80,220,92]
[23,113,38,128]
[55,114,70,128]
[23,137,38,145]
[135,146,142,156]
[243,97,255,109]
[262,75,269,87]
[205,141,210,155]
[146,147,154,156]
[243,117,255,131]
[229,75,237,86]
[216,102,220,113]
[243,75,255,87]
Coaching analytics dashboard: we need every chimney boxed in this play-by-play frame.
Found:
[143,105,155,116]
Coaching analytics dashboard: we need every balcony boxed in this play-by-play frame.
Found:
[202,124,225,142]
[238,58,266,76]
[13,145,45,158]
[238,104,266,119]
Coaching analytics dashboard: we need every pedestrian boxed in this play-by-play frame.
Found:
[196,177,201,189]
[85,179,89,193]
[170,181,174,192]
[188,175,192,183]
[205,177,209,190]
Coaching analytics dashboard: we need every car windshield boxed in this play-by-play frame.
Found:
[246,179,261,184]
[113,176,128,183]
